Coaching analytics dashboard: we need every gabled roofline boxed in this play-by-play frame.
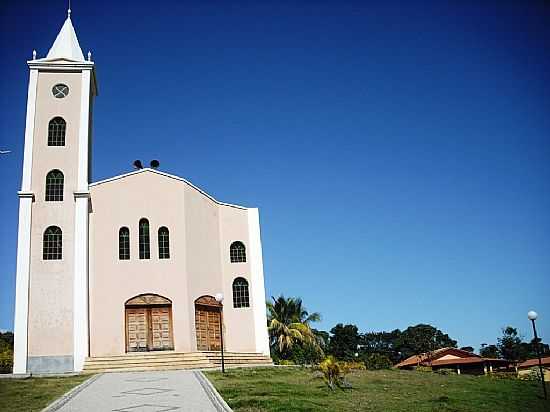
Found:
[89,168,249,210]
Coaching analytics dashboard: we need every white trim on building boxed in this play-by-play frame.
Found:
[73,69,92,371]
[13,192,34,374]
[247,208,270,355]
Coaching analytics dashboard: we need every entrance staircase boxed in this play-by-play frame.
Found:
[82,351,273,373]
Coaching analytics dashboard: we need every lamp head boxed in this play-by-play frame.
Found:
[215,293,224,303]
[528,310,538,321]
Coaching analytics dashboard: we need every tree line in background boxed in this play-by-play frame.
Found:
[479,326,549,362]
[267,295,549,368]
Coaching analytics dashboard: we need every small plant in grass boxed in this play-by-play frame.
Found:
[341,361,366,371]
[316,356,352,390]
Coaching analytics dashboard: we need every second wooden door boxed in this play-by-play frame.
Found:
[195,305,221,351]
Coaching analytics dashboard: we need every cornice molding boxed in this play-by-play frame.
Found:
[17,191,35,200]
[73,190,90,199]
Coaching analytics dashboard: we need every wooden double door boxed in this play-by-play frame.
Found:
[195,301,222,351]
[126,306,174,352]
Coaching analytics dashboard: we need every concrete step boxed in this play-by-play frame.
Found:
[84,359,210,370]
[83,351,273,373]
[84,354,208,363]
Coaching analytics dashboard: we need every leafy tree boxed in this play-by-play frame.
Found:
[313,329,330,351]
[480,344,499,358]
[497,326,522,361]
[266,295,321,360]
[361,329,402,363]
[460,346,474,353]
[328,324,360,360]
[393,324,457,361]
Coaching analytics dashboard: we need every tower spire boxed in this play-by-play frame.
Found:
[45,6,85,62]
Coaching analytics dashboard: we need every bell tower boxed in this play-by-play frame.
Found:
[13,10,97,373]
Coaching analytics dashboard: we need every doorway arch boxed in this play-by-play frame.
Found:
[194,295,222,351]
[125,294,174,352]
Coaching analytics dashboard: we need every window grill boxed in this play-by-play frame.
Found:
[45,170,64,201]
[230,241,246,263]
[48,117,66,146]
[139,219,150,259]
[232,277,250,308]
[119,227,130,260]
[43,226,62,260]
[158,227,170,259]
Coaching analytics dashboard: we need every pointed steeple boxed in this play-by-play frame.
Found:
[46,10,85,62]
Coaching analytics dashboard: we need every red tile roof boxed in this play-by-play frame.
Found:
[395,347,480,368]
[518,357,550,368]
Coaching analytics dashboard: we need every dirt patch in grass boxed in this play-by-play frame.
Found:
[205,367,550,412]
[0,374,91,412]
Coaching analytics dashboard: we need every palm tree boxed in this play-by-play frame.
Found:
[267,295,321,357]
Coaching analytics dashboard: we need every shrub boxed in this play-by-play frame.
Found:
[521,367,543,381]
[364,353,392,370]
[489,371,518,380]
[279,359,295,366]
[290,341,325,366]
[316,356,352,390]
[415,365,432,373]
[435,368,455,375]
[0,347,13,374]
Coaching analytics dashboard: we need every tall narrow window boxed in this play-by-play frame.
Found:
[158,227,170,259]
[230,241,246,263]
[45,170,64,201]
[119,227,130,260]
[48,117,66,146]
[139,219,150,259]
[232,277,250,308]
[43,226,62,260]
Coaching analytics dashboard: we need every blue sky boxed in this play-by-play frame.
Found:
[1,1,549,350]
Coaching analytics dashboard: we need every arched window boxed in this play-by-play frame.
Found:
[45,170,64,201]
[48,117,66,146]
[139,219,150,259]
[119,227,130,260]
[232,277,250,308]
[158,227,170,259]
[43,226,62,260]
[230,241,246,263]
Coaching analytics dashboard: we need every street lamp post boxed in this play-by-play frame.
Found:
[215,293,225,374]
[528,310,547,400]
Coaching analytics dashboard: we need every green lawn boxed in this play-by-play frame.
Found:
[205,367,550,412]
[0,375,90,412]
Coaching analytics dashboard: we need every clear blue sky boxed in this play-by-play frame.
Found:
[1,1,549,350]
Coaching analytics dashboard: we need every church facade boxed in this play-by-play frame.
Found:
[13,13,270,374]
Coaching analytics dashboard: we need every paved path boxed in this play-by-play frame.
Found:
[49,370,226,412]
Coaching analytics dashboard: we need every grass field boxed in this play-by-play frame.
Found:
[0,375,90,412]
[205,367,550,412]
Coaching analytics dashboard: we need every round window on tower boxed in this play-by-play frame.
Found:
[52,84,69,98]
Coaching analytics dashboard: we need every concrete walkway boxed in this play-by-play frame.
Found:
[46,370,230,412]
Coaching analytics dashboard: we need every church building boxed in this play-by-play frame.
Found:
[13,11,270,374]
